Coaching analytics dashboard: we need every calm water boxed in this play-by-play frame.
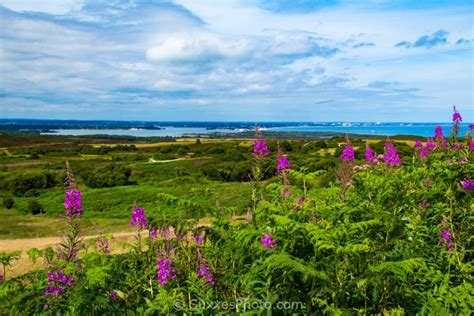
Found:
[269,123,471,137]
[42,123,471,137]
[42,127,236,137]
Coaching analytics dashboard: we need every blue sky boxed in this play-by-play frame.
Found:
[0,0,472,122]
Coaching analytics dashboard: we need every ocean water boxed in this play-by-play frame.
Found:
[41,123,471,137]
[42,127,234,137]
[269,123,471,137]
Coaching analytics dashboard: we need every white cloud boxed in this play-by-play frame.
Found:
[146,31,251,62]
[0,0,472,121]
[0,0,83,15]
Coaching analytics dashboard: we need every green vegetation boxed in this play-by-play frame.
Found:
[0,130,471,314]
[2,134,382,237]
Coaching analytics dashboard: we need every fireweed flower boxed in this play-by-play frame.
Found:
[291,197,304,211]
[252,125,269,159]
[438,228,454,252]
[452,143,463,152]
[459,157,468,164]
[64,189,82,216]
[159,226,171,239]
[198,265,215,286]
[157,256,176,285]
[434,125,445,140]
[261,233,277,248]
[253,140,269,159]
[149,226,158,238]
[97,239,110,255]
[365,144,376,163]
[462,179,474,190]
[0,274,3,281]
[109,290,119,302]
[276,153,291,174]
[414,141,423,149]
[441,137,448,148]
[383,141,401,166]
[451,106,462,137]
[426,138,436,151]
[339,144,355,162]
[281,188,292,198]
[130,207,147,229]
[419,148,429,159]
[296,197,304,205]
[194,235,205,245]
[452,106,462,122]
[468,139,474,152]
[44,270,74,296]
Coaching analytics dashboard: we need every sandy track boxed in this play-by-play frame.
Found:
[0,231,136,253]
[0,231,136,278]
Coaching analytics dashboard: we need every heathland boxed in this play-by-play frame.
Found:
[0,114,472,314]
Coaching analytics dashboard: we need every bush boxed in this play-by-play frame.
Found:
[27,200,44,215]
[80,164,132,188]
[2,197,14,209]
[4,172,56,196]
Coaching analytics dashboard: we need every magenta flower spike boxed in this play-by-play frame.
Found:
[197,265,215,286]
[462,179,474,190]
[260,233,277,248]
[365,144,375,163]
[383,141,401,166]
[130,207,147,229]
[44,270,75,296]
[339,145,355,162]
[252,125,269,159]
[452,105,462,122]
[64,189,83,216]
[426,138,436,151]
[276,153,291,174]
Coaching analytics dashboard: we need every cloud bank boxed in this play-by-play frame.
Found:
[0,0,472,122]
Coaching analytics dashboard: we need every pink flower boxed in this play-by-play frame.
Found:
[261,233,277,248]
[468,138,474,152]
[452,106,462,122]
[339,145,355,162]
[130,207,147,229]
[426,138,436,151]
[434,125,444,140]
[452,143,463,152]
[365,144,375,163]
[419,148,428,159]
[197,265,215,286]
[276,154,291,174]
[64,189,82,216]
[281,188,292,197]
[383,141,401,166]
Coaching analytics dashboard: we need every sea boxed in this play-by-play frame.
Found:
[38,122,472,138]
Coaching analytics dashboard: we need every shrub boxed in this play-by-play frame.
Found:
[2,197,14,209]
[80,164,132,188]
[27,200,44,215]
[5,172,56,196]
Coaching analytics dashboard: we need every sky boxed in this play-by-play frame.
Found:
[0,0,473,122]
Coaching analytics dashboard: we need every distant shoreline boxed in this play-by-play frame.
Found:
[0,119,471,138]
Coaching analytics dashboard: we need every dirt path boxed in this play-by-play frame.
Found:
[0,231,136,278]
[0,217,214,278]
[0,231,136,253]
